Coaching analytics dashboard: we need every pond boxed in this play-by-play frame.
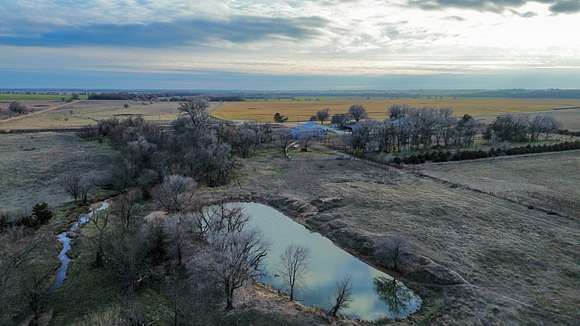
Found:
[235,202,422,321]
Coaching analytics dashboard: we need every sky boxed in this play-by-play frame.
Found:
[0,0,579,90]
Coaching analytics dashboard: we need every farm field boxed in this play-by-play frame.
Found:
[216,147,580,325]
[419,150,580,218]
[0,100,65,120]
[0,132,116,211]
[212,98,580,125]
[0,100,182,130]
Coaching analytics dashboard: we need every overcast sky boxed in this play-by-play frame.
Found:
[1,0,579,90]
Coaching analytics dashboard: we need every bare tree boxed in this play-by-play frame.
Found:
[211,228,268,310]
[156,175,198,213]
[316,108,330,125]
[348,105,368,122]
[90,210,111,267]
[196,205,248,241]
[277,128,294,158]
[113,190,142,230]
[23,270,52,325]
[62,174,82,202]
[79,177,94,203]
[203,206,268,310]
[178,99,209,128]
[279,245,310,301]
[387,237,404,272]
[63,174,93,203]
[329,275,353,317]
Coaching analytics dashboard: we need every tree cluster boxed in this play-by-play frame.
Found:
[79,100,272,191]
[484,114,560,143]
[0,227,52,325]
[8,101,28,115]
[349,105,480,154]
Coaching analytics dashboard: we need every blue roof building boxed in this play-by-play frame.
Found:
[291,121,328,138]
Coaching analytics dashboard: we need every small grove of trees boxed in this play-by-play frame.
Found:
[8,101,27,115]
[347,105,481,155]
[78,99,273,192]
[273,112,288,123]
[484,114,561,143]
[279,245,310,301]
[91,197,270,318]
[62,174,93,203]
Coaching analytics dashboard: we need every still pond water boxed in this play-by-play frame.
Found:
[236,202,422,321]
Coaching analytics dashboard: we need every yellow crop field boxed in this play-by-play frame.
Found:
[212,98,580,123]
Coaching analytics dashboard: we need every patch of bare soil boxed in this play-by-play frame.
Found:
[235,283,332,325]
[212,148,580,325]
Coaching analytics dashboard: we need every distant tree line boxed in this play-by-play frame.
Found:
[87,92,244,102]
[88,92,140,100]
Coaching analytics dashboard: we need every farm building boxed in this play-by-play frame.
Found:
[291,121,328,138]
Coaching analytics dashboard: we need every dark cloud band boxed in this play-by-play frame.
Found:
[408,0,580,14]
[0,15,328,47]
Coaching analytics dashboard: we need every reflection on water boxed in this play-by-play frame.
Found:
[373,276,416,319]
[234,202,421,321]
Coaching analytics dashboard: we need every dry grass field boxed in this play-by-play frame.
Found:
[212,98,580,124]
[419,150,580,218]
[217,147,580,325]
[0,100,181,130]
[0,132,116,211]
[0,100,65,120]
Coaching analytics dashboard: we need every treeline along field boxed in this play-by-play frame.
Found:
[212,98,580,124]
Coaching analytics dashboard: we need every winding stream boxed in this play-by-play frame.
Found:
[234,202,422,321]
[53,201,109,289]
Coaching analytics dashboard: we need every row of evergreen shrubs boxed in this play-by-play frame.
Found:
[558,129,580,137]
[392,141,580,165]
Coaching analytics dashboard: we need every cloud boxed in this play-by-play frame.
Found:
[509,9,538,17]
[444,15,466,21]
[549,0,580,13]
[407,0,580,14]
[0,15,328,47]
